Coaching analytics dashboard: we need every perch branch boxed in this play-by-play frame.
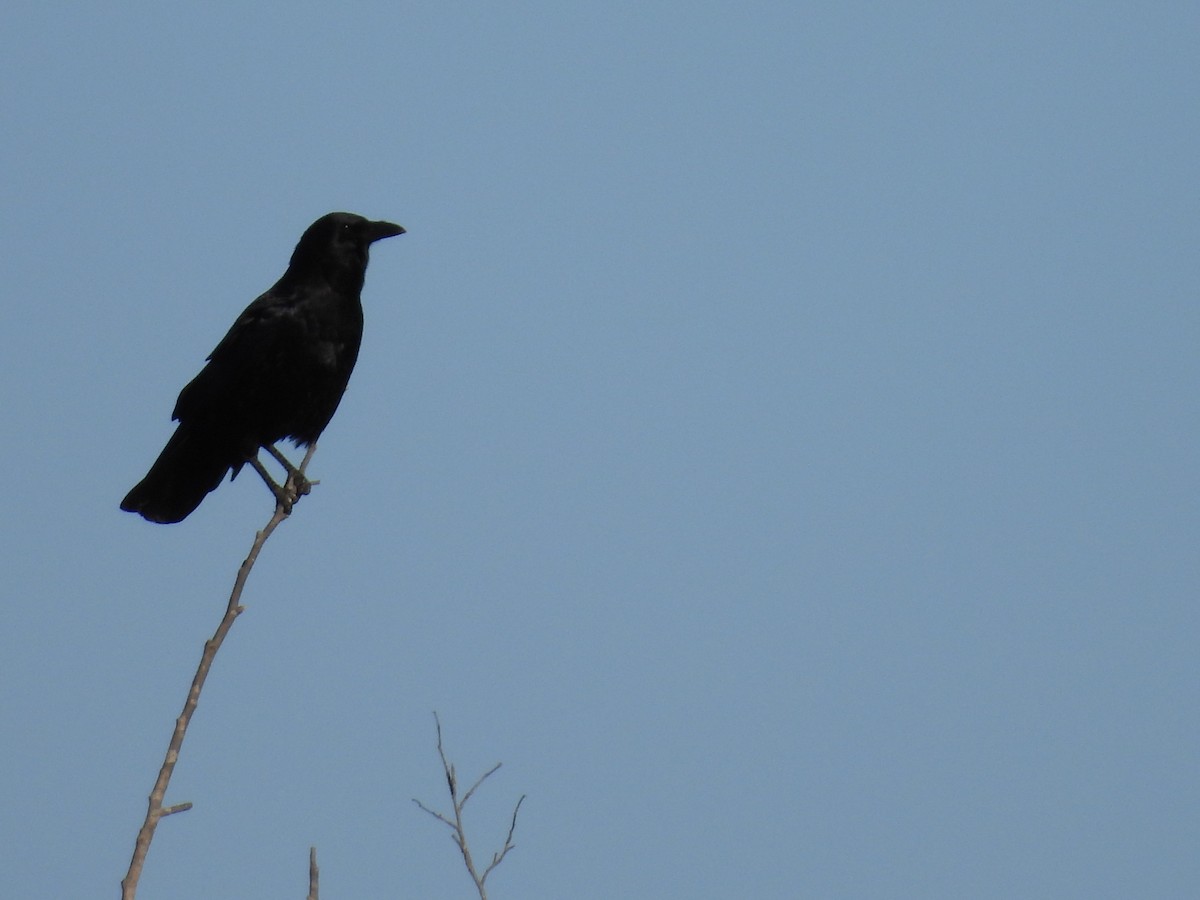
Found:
[121,447,318,899]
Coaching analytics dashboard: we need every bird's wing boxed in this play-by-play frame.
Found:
[206,289,303,362]
[171,289,307,423]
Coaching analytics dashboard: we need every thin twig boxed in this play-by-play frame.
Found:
[307,846,320,900]
[411,798,456,829]
[480,795,526,883]
[121,449,317,900]
[412,713,525,900]
[462,763,503,808]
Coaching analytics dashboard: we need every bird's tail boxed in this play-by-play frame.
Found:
[120,426,235,524]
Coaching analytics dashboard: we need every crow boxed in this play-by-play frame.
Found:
[121,212,405,524]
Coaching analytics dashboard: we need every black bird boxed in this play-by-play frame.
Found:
[121,212,405,523]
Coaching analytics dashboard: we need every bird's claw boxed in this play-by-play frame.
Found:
[285,471,314,503]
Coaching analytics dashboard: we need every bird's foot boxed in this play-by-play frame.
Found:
[284,466,317,505]
[250,449,319,515]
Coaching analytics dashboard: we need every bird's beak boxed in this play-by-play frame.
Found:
[367,220,406,242]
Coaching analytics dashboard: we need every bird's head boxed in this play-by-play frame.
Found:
[288,212,406,280]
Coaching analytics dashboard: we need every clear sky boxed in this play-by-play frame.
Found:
[2,3,1197,898]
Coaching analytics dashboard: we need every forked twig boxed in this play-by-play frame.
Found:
[412,713,526,900]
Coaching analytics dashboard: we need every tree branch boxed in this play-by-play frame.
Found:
[121,447,318,900]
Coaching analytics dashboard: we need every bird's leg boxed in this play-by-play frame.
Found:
[264,444,316,496]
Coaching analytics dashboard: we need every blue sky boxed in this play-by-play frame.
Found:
[2,3,1197,897]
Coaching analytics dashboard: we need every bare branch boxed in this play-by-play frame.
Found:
[307,846,319,900]
[412,713,525,900]
[121,448,319,899]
